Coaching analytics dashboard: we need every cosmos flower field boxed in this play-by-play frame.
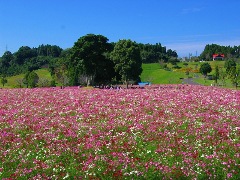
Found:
[0,85,239,179]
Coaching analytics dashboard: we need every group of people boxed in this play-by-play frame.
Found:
[94,84,145,89]
[94,85,123,89]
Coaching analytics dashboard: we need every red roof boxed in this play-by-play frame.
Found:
[213,54,224,58]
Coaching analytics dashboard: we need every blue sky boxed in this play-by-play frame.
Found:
[0,0,240,57]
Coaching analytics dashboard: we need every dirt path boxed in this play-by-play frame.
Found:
[182,78,201,85]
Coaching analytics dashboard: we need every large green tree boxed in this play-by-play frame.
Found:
[0,51,14,75]
[29,71,39,88]
[1,51,13,68]
[69,34,114,85]
[199,62,212,77]
[214,65,220,83]
[23,71,39,88]
[110,39,142,88]
[138,43,169,63]
[14,46,37,65]
[224,59,236,76]
[1,75,7,87]
[229,66,240,89]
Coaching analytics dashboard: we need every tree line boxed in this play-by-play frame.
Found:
[0,34,178,87]
[200,44,240,60]
[0,45,62,76]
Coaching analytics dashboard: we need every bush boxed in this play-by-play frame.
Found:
[172,65,181,69]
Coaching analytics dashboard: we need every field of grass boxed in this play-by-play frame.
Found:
[141,63,185,84]
[3,74,25,88]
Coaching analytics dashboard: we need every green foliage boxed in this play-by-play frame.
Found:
[38,78,50,87]
[224,59,236,75]
[0,44,62,77]
[15,46,37,65]
[1,51,13,68]
[50,79,56,87]
[159,60,167,69]
[138,43,177,63]
[183,62,188,66]
[228,66,240,88]
[139,43,167,63]
[0,51,14,75]
[23,71,30,87]
[214,65,220,83]
[199,63,212,76]
[50,57,69,86]
[169,57,179,65]
[172,65,181,69]
[166,49,178,58]
[28,71,39,88]
[36,44,63,57]
[23,71,39,88]
[1,75,7,87]
[110,39,142,87]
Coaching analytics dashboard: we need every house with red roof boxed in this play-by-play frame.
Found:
[213,54,224,61]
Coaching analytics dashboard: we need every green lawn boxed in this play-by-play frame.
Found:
[141,63,190,84]
[1,74,24,88]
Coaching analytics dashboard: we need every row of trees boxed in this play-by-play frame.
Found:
[139,43,177,63]
[57,34,143,87]
[0,34,178,87]
[0,45,63,76]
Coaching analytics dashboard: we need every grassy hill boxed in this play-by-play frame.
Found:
[140,63,185,84]
[0,69,53,88]
[140,61,236,88]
